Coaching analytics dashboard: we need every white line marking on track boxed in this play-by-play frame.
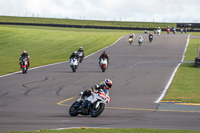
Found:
[155,34,190,103]
[0,36,124,78]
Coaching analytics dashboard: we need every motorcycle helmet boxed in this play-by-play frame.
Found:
[23,50,27,54]
[80,46,83,49]
[73,51,77,54]
[103,79,112,89]
[149,33,152,35]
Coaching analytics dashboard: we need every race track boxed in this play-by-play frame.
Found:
[0,33,200,132]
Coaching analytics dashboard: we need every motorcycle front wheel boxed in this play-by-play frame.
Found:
[69,101,80,116]
[90,103,105,117]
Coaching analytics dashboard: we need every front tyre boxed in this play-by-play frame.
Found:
[90,103,105,117]
[69,101,80,116]
[101,66,106,72]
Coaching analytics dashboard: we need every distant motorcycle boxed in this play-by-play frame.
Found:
[128,37,133,45]
[70,58,79,72]
[138,38,142,46]
[78,51,84,63]
[20,58,28,74]
[69,91,109,117]
[180,28,183,34]
[167,28,170,34]
[172,29,176,34]
[149,36,153,43]
[99,58,108,72]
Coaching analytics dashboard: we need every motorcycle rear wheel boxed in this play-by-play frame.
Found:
[90,103,105,117]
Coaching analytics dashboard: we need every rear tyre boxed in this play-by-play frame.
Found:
[90,103,105,117]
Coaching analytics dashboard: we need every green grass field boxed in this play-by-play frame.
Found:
[7,128,200,133]
[163,63,200,103]
[0,16,176,28]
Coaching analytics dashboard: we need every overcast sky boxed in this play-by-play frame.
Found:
[0,0,199,23]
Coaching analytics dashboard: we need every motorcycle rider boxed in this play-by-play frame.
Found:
[80,79,112,109]
[99,51,109,66]
[149,33,153,40]
[77,46,85,62]
[69,51,79,60]
[78,47,84,56]
[167,26,170,34]
[172,27,176,33]
[19,50,30,68]
[129,33,135,38]
[138,36,144,41]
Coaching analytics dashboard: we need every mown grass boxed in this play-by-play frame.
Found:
[0,16,176,28]
[163,37,200,103]
[7,128,200,133]
[0,25,136,75]
[163,63,200,103]
[184,39,200,61]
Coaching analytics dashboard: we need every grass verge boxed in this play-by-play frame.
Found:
[7,128,200,133]
[162,37,200,103]
[163,63,200,103]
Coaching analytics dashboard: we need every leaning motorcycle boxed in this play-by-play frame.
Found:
[99,58,108,72]
[69,58,79,72]
[69,91,109,117]
[20,58,28,74]
[78,52,84,63]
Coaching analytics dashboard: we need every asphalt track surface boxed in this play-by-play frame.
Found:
[0,33,200,132]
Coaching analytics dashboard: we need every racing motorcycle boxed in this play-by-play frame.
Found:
[138,38,142,46]
[69,91,109,117]
[78,51,84,63]
[149,36,153,43]
[20,58,28,74]
[128,37,133,45]
[167,28,170,34]
[69,58,79,72]
[99,58,108,72]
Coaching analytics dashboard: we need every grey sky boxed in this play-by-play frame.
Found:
[0,0,199,22]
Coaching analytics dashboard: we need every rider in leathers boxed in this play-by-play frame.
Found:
[80,79,112,109]
[69,51,79,60]
[19,50,30,68]
[99,51,109,66]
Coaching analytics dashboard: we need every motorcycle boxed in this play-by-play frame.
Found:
[69,58,79,72]
[149,36,153,43]
[138,38,142,46]
[172,30,176,34]
[180,28,183,34]
[20,58,28,74]
[99,58,108,72]
[167,28,170,34]
[128,37,133,45]
[69,91,109,117]
[78,52,84,63]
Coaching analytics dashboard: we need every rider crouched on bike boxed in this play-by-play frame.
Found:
[149,33,153,39]
[78,47,84,56]
[69,51,79,61]
[99,51,109,66]
[79,79,112,108]
[19,50,30,68]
